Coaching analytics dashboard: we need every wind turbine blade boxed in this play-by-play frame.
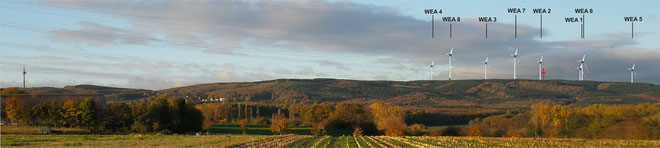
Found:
[514,49,518,56]
[584,64,589,72]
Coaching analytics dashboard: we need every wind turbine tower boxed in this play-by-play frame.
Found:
[536,55,543,80]
[428,58,435,80]
[483,57,488,80]
[443,43,455,80]
[508,44,520,79]
[577,52,586,81]
[627,64,637,83]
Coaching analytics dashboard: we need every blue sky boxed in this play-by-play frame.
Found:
[1,0,659,89]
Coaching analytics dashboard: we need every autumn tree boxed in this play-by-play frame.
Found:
[530,102,551,137]
[2,89,28,125]
[329,103,373,130]
[270,109,290,134]
[1,87,24,95]
[202,118,214,132]
[196,102,232,124]
[368,103,406,136]
[548,104,573,138]
[5,96,28,125]
[468,123,483,137]
[61,99,81,127]
[302,103,333,135]
[239,119,249,134]
[469,102,660,140]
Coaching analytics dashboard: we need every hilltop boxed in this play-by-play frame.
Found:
[157,79,660,105]
[2,84,154,101]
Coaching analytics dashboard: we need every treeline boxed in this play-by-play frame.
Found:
[467,102,660,140]
[2,88,203,134]
[197,101,435,136]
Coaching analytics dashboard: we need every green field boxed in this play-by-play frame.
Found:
[427,125,466,130]
[209,124,350,136]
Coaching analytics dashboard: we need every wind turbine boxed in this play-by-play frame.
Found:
[483,57,488,80]
[536,55,543,80]
[442,43,455,80]
[428,58,435,80]
[576,52,587,81]
[508,44,520,79]
[627,63,637,83]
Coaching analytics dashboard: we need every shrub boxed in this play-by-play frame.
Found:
[353,126,364,136]
[270,109,290,134]
[239,119,249,134]
[405,124,429,136]
[439,126,460,136]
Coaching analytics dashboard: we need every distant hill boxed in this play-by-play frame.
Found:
[7,79,660,116]
[9,84,154,102]
[156,79,660,115]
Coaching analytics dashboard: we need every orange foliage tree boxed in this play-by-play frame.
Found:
[5,96,28,124]
[61,99,81,127]
[270,109,290,134]
[530,102,551,137]
[368,102,406,136]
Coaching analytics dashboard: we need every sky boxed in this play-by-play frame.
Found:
[1,0,659,90]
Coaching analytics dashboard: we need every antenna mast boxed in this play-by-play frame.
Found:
[23,65,26,88]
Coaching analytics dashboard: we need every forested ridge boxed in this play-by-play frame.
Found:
[157,79,660,104]
[3,79,659,126]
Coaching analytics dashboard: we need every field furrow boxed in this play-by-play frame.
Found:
[4,134,660,147]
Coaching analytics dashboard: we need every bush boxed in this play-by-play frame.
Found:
[270,109,290,134]
[438,126,460,136]
[239,119,248,134]
[311,124,326,136]
[353,126,364,136]
[405,124,429,136]
[429,129,442,136]
[468,124,483,137]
